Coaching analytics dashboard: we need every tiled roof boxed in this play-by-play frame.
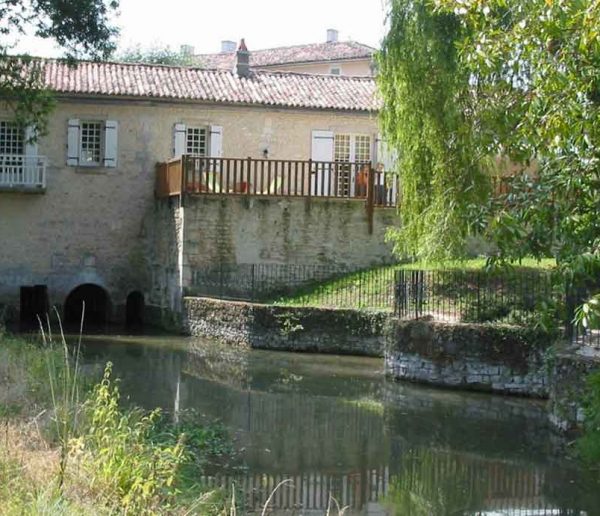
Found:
[39,59,379,111]
[196,41,375,70]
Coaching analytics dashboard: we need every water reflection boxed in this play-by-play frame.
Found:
[79,336,599,515]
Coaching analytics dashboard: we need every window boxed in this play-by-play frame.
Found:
[80,121,103,165]
[330,66,342,76]
[186,127,207,156]
[334,134,371,163]
[334,133,372,196]
[67,119,118,168]
[0,121,23,155]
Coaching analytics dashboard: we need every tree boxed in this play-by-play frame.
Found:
[378,0,492,262]
[379,0,600,269]
[0,0,119,136]
[115,44,197,66]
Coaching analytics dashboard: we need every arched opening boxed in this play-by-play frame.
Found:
[125,291,144,328]
[64,284,110,326]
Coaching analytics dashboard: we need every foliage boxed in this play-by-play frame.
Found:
[429,0,600,269]
[577,371,600,467]
[115,44,197,66]
[0,334,235,515]
[378,0,491,261]
[0,0,119,137]
[73,363,186,513]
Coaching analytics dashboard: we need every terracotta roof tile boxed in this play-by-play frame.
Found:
[38,59,379,111]
[196,41,375,70]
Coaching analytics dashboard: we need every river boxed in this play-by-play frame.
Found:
[78,334,600,515]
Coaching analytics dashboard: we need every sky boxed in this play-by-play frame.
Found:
[15,0,389,58]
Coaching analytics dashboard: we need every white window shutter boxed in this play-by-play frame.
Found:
[103,120,118,168]
[24,125,38,157]
[209,125,223,158]
[310,130,334,195]
[67,119,80,166]
[173,123,186,157]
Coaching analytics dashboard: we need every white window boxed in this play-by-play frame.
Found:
[80,121,102,165]
[334,134,371,196]
[67,119,118,168]
[334,134,371,163]
[186,127,207,156]
[0,121,24,155]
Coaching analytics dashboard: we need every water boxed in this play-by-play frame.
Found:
[78,334,600,515]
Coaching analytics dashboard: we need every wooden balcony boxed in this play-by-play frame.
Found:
[155,156,400,208]
[0,154,47,192]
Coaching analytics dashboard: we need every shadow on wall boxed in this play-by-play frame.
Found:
[125,291,144,328]
[64,283,111,326]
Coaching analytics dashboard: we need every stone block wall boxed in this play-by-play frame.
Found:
[385,320,554,397]
[181,195,396,275]
[183,296,387,357]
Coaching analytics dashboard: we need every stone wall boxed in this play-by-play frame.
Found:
[180,196,396,282]
[183,297,387,357]
[385,320,554,397]
[548,347,600,432]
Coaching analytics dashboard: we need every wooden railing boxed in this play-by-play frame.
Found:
[155,155,400,208]
[155,158,183,198]
[0,154,47,190]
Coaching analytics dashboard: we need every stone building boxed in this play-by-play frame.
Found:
[0,50,396,327]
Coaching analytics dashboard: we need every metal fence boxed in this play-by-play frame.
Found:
[394,269,557,324]
[187,262,600,347]
[188,263,398,311]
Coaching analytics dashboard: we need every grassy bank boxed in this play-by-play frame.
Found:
[0,332,233,515]
[270,258,557,312]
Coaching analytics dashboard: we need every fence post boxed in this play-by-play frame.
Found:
[365,163,375,235]
[251,264,256,302]
[219,263,224,299]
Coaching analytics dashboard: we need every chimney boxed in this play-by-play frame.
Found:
[221,40,236,53]
[234,38,250,78]
[326,29,338,43]
[180,44,194,57]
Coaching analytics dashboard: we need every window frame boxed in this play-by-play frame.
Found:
[0,120,24,156]
[185,126,208,157]
[79,120,104,167]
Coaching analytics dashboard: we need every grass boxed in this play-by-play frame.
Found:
[0,328,235,515]
[270,257,557,313]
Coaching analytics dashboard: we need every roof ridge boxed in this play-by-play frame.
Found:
[196,39,376,57]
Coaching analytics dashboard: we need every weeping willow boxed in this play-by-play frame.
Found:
[378,0,491,261]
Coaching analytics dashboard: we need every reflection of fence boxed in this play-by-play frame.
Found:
[200,467,390,512]
[188,263,397,311]
[394,269,555,324]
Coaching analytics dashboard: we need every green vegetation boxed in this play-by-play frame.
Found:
[271,259,557,318]
[380,0,600,270]
[0,332,233,515]
[115,44,197,66]
[578,371,600,469]
[1,0,119,138]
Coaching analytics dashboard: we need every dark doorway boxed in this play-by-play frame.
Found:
[20,285,49,325]
[125,291,144,328]
[64,284,110,326]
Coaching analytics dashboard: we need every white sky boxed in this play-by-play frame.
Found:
[15,0,389,57]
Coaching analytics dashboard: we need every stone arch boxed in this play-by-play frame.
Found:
[64,283,111,326]
[125,290,145,328]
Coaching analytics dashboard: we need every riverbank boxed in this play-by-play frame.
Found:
[0,333,233,515]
